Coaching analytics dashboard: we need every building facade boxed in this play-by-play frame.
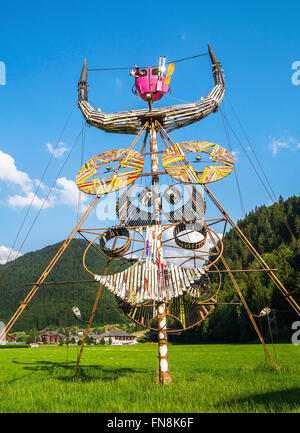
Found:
[90,328,137,345]
[40,331,65,344]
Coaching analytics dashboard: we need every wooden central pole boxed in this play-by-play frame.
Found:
[149,121,171,384]
[157,302,171,383]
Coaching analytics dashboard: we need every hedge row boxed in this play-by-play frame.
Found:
[0,344,30,349]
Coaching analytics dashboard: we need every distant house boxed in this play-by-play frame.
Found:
[5,334,16,343]
[89,333,104,344]
[67,328,86,338]
[40,331,65,344]
[90,328,137,345]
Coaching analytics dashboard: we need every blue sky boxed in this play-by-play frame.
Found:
[0,0,299,263]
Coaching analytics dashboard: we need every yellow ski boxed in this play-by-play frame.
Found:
[164,63,175,85]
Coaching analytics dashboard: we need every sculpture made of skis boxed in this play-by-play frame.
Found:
[75,45,229,361]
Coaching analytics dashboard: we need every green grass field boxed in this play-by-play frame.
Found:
[0,343,299,413]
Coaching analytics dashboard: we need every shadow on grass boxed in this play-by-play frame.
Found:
[12,360,148,383]
[192,361,289,376]
[4,373,34,385]
[219,388,300,412]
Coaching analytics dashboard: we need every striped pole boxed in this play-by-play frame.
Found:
[157,302,171,384]
[149,121,171,384]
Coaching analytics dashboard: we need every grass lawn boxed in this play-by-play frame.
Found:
[0,343,299,413]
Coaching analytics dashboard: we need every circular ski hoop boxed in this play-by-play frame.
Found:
[138,187,153,207]
[173,222,207,250]
[162,141,234,184]
[82,228,146,277]
[99,226,131,257]
[163,185,182,205]
[117,187,156,227]
[76,148,144,196]
[165,225,224,269]
[186,271,211,298]
[163,183,206,223]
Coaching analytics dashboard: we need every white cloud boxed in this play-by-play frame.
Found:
[0,150,32,193]
[0,149,89,211]
[115,77,123,88]
[7,191,55,209]
[0,245,22,265]
[34,178,47,190]
[181,33,187,41]
[269,136,300,156]
[231,150,239,162]
[0,149,55,210]
[269,137,290,156]
[7,176,90,211]
[46,141,69,158]
[55,177,89,211]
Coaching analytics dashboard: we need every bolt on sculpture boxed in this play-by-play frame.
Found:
[1,44,299,385]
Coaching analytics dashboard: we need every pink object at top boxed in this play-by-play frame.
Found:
[135,67,169,102]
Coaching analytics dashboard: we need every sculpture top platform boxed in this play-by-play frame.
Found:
[78,43,225,135]
[133,67,169,102]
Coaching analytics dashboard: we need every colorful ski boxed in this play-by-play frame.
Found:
[164,63,175,86]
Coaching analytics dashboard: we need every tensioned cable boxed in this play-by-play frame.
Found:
[88,52,209,71]
[225,95,278,202]
[5,127,83,270]
[267,312,278,364]
[220,104,246,218]
[255,295,268,363]
[0,126,83,293]
[158,97,293,246]
[3,105,76,266]
[206,101,291,263]
[13,128,83,260]
[165,94,194,104]
[75,120,86,296]
[222,99,297,243]
[77,120,86,227]
[219,106,277,205]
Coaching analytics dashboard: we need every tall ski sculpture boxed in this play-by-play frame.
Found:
[2,44,299,385]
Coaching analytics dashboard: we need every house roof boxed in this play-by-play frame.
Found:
[91,328,136,338]
[40,331,64,337]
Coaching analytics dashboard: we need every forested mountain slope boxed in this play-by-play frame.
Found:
[170,195,300,343]
[0,196,299,341]
[0,239,127,331]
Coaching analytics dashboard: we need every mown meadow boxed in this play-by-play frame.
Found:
[0,343,299,413]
